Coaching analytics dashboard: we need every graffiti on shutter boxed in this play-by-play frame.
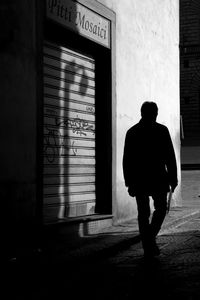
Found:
[43,41,96,223]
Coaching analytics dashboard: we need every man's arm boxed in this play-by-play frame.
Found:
[122,131,130,187]
[165,128,178,192]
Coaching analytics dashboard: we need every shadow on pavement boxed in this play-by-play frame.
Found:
[6,225,200,300]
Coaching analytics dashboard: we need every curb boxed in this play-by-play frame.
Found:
[8,209,200,265]
[54,209,200,263]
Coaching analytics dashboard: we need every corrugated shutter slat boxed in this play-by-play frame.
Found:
[43,41,96,223]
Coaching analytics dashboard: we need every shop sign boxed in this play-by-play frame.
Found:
[47,0,110,48]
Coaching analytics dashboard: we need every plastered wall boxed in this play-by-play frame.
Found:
[98,0,181,223]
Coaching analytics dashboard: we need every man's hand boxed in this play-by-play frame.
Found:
[128,186,135,197]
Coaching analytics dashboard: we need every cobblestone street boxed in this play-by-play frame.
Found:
[7,171,200,300]
[8,212,200,300]
[101,214,200,299]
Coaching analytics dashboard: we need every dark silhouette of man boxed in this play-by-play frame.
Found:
[123,101,178,257]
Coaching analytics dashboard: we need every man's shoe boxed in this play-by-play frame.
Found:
[152,242,160,256]
[143,241,160,258]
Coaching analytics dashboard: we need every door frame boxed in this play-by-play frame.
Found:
[36,0,116,224]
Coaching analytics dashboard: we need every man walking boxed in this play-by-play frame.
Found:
[123,101,178,257]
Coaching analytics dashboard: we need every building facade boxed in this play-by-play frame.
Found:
[180,0,200,167]
[1,0,180,257]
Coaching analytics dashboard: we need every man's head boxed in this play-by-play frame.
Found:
[141,101,158,123]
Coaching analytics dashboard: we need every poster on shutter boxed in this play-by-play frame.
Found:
[43,41,96,222]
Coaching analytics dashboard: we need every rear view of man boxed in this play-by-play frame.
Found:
[123,101,178,257]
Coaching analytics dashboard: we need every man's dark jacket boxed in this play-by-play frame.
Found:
[123,119,178,196]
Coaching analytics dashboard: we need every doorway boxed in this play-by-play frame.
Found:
[43,24,112,223]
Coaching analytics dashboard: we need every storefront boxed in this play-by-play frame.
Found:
[42,0,116,224]
[1,0,180,257]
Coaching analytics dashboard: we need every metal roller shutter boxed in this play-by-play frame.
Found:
[43,41,96,223]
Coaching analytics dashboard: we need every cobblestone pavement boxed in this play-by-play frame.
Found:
[7,213,200,300]
[6,170,200,300]
[102,214,200,300]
